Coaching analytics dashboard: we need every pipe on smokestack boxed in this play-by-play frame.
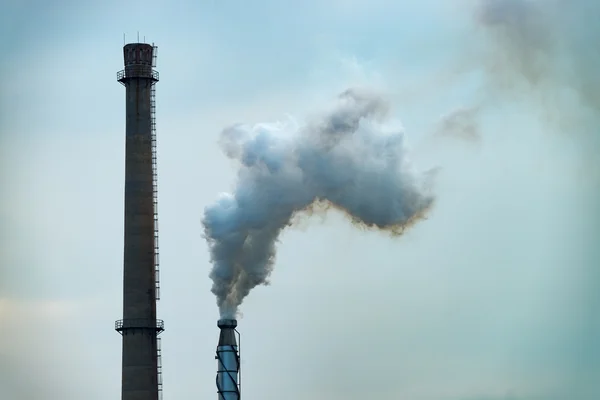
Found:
[216,319,241,400]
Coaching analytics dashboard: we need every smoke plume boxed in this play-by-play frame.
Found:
[466,0,600,129]
[435,106,482,144]
[202,88,435,318]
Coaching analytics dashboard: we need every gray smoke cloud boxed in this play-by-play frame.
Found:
[435,106,482,144]
[465,0,600,131]
[202,88,436,318]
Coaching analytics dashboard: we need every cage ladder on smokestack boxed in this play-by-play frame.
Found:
[157,337,163,400]
[150,44,160,302]
[151,44,164,400]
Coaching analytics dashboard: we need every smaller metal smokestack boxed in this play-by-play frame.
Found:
[216,319,240,400]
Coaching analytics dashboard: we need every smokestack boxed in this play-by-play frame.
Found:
[216,319,241,400]
[115,42,164,400]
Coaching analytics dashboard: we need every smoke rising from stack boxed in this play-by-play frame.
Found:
[462,0,600,132]
[202,88,436,318]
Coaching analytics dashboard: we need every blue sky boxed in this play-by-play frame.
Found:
[1,1,599,399]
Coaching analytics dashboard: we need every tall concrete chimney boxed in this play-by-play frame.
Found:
[115,42,164,400]
[216,319,241,400]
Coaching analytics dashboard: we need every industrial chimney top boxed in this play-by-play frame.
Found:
[117,42,158,84]
[123,43,154,67]
[217,319,237,329]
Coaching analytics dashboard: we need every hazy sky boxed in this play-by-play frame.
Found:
[1,1,599,399]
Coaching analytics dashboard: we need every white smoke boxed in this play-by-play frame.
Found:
[202,88,436,318]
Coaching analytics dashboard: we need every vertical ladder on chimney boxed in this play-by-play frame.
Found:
[157,337,163,400]
[151,44,164,400]
[150,68,160,302]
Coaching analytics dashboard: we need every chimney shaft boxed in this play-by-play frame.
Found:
[216,319,240,400]
[115,42,163,400]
